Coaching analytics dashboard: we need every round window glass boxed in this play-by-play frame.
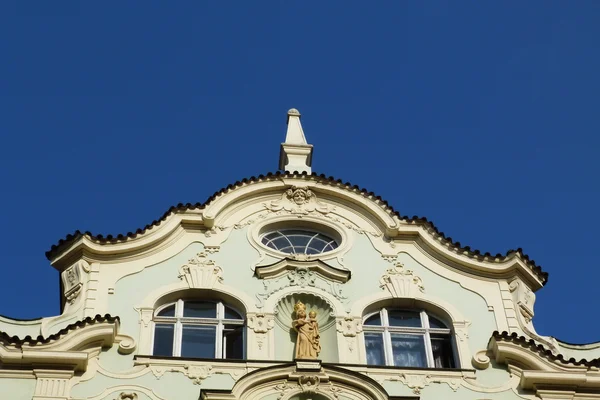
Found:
[261,229,339,255]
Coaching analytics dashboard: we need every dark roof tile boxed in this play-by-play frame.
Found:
[492,331,600,368]
[0,314,118,347]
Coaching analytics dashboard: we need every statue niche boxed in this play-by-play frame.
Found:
[274,294,337,362]
[292,301,321,359]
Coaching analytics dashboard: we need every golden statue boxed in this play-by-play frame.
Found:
[292,301,321,359]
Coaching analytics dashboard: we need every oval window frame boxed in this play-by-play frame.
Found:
[250,216,349,260]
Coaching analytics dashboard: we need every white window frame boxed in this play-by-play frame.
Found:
[151,299,245,359]
[362,308,456,368]
[261,229,339,255]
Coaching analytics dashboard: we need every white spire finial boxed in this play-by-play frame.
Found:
[279,108,313,173]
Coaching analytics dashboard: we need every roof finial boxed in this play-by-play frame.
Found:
[279,108,313,173]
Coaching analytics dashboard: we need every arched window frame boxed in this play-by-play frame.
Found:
[152,299,245,359]
[261,229,339,255]
[362,308,457,368]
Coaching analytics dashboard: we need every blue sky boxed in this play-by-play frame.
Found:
[0,2,599,344]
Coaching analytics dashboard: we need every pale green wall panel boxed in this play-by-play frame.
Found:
[0,317,41,338]
[0,378,36,400]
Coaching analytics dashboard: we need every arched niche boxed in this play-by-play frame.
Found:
[274,293,338,363]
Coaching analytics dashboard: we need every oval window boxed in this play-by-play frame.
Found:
[261,229,339,255]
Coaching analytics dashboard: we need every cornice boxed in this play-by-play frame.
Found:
[45,171,548,286]
[255,258,351,283]
[490,331,600,370]
[0,314,120,372]
[0,314,118,347]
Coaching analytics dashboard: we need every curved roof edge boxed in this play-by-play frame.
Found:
[492,331,600,368]
[45,171,548,285]
[0,314,118,347]
[554,337,600,349]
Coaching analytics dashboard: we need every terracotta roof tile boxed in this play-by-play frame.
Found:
[45,172,548,284]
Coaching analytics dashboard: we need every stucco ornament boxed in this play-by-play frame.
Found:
[509,278,535,323]
[178,252,223,289]
[62,260,86,304]
[184,364,212,385]
[396,373,432,394]
[336,316,362,337]
[293,301,321,359]
[248,313,275,351]
[379,262,425,297]
[256,266,348,310]
[248,313,275,334]
[298,374,321,393]
[115,394,137,400]
[264,185,333,215]
[472,350,491,370]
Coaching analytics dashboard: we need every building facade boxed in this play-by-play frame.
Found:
[1,109,599,400]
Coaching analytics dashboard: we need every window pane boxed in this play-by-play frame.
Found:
[261,230,338,255]
[153,324,174,356]
[287,234,312,248]
[181,325,216,358]
[428,315,448,329]
[388,310,422,327]
[224,306,242,320]
[157,304,175,317]
[390,334,427,368]
[183,301,216,318]
[431,335,455,368]
[364,333,385,366]
[224,325,244,359]
[364,313,382,326]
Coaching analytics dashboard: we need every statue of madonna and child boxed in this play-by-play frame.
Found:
[292,301,321,359]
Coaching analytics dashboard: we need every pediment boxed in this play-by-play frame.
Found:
[255,258,350,283]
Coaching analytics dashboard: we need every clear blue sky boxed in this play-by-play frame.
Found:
[1,2,599,344]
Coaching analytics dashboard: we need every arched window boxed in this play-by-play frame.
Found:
[363,308,455,368]
[152,299,245,359]
[261,229,339,255]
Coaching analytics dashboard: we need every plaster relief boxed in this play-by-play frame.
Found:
[248,313,275,334]
[395,373,431,394]
[379,262,425,297]
[248,313,275,354]
[336,316,362,337]
[178,252,223,289]
[256,266,348,310]
[265,186,333,215]
[509,279,535,323]
[62,260,86,305]
[115,393,137,400]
